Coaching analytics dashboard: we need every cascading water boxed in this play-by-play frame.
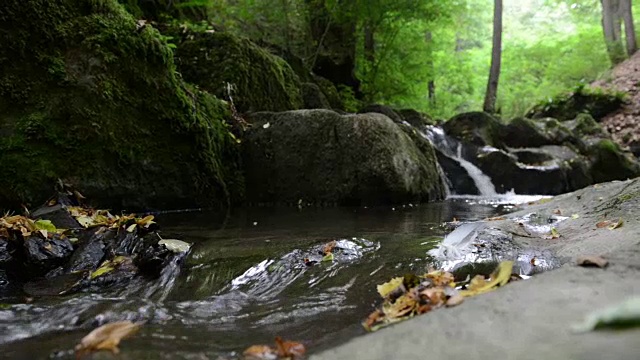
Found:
[420,126,498,196]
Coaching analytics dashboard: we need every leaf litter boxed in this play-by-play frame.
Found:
[363,261,516,331]
[75,321,142,358]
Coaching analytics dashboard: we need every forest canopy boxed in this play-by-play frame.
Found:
[132,0,639,119]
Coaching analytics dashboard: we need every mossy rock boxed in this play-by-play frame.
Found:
[526,85,625,121]
[242,109,446,205]
[358,104,403,123]
[588,139,640,183]
[312,75,344,110]
[170,28,303,113]
[443,112,506,148]
[301,83,331,109]
[0,0,241,211]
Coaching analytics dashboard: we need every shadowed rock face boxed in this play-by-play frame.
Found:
[0,0,240,211]
[242,109,446,206]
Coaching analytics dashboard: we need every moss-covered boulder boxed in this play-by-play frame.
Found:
[242,109,446,205]
[443,112,506,148]
[588,139,640,183]
[170,28,303,113]
[301,83,331,110]
[502,117,577,148]
[0,0,240,210]
[526,85,625,121]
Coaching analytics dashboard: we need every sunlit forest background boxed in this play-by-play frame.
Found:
[126,0,639,119]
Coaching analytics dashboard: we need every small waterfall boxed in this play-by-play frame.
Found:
[421,126,498,196]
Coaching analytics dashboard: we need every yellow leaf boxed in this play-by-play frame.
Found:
[90,256,129,279]
[75,321,141,357]
[76,215,94,228]
[608,219,624,230]
[377,277,404,298]
[126,223,137,233]
[34,219,57,233]
[459,261,514,297]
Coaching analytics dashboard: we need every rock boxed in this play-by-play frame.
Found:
[312,75,345,110]
[66,232,107,272]
[588,139,640,183]
[0,237,12,265]
[526,85,624,121]
[435,153,479,195]
[172,28,303,112]
[502,117,573,148]
[397,109,435,128]
[23,236,74,274]
[30,204,80,229]
[473,146,592,195]
[242,109,446,205]
[358,104,403,124]
[443,112,506,148]
[302,83,332,109]
[0,0,239,211]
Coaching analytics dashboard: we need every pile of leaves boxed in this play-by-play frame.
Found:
[0,214,65,241]
[363,261,516,332]
[243,337,306,360]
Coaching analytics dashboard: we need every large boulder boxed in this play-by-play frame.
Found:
[171,28,303,113]
[242,109,446,205]
[443,112,506,148]
[0,0,240,211]
[526,85,624,121]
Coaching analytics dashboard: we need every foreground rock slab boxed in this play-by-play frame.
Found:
[312,178,640,360]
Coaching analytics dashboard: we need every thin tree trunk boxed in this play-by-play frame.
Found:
[425,31,436,105]
[483,0,502,114]
[364,23,375,64]
[621,0,637,55]
[602,0,626,64]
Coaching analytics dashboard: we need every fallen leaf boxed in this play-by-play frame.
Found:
[322,240,336,255]
[34,219,56,233]
[571,214,580,219]
[158,239,191,253]
[608,219,624,230]
[553,209,562,215]
[274,337,305,358]
[485,216,506,221]
[243,345,277,360]
[423,270,455,287]
[377,277,404,298]
[263,122,271,129]
[90,256,130,279]
[572,297,640,332]
[75,321,141,357]
[126,223,137,233]
[459,261,514,297]
[321,252,334,262]
[577,256,609,268]
[446,294,465,307]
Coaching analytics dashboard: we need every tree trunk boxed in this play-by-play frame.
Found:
[621,0,637,56]
[364,23,375,64]
[425,31,436,105]
[602,0,627,64]
[483,0,502,114]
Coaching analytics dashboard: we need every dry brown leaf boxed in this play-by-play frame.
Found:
[553,209,562,215]
[75,321,141,358]
[424,270,455,287]
[419,287,446,306]
[485,216,506,221]
[596,220,612,228]
[446,294,465,307]
[274,337,305,358]
[577,255,609,268]
[243,344,276,360]
[322,240,337,255]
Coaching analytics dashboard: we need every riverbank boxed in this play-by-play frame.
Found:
[313,178,640,360]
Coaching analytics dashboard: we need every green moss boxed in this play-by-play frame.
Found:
[574,113,604,136]
[168,26,303,113]
[527,84,626,121]
[0,0,242,210]
[589,139,640,183]
[617,190,640,203]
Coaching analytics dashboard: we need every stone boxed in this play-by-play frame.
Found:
[242,109,446,205]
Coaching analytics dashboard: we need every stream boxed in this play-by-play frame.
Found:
[0,196,544,359]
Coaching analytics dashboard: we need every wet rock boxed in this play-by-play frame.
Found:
[435,151,479,195]
[172,28,303,112]
[66,233,106,272]
[358,104,403,123]
[588,139,640,183]
[243,109,446,205]
[501,117,575,148]
[0,237,13,265]
[397,109,435,128]
[526,85,624,121]
[0,0,238,211]
[23,236,74,274]
[30,204,80,229]
[443,112,506,148]
[473,146,591,195]
[302,83,332,109]
[23,271,87,296]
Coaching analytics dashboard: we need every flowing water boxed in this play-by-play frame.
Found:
[0,197,543,359]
